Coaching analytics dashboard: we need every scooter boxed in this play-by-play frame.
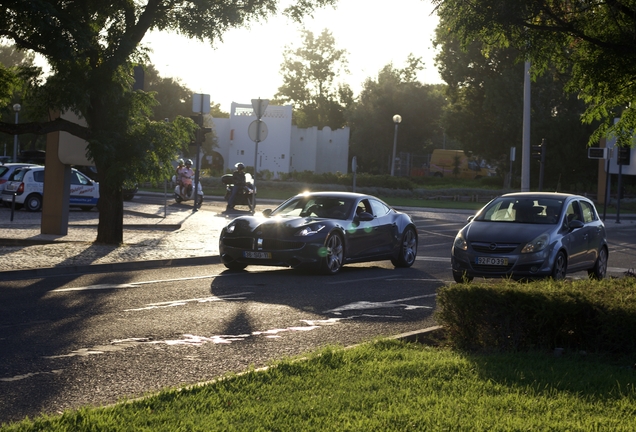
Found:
[221,172,256,213]
[172,175,203,206]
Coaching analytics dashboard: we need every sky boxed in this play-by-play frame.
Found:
[143,0,442,113]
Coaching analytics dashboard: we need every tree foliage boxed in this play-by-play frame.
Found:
[275,28,352,129]
[0,0,335,244]
[434,24,599,189]
[432,0,636,147]
[347,56,447,174]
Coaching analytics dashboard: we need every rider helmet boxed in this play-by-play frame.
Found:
[185,159,192,166]
[177,158,184,166]
[235,162,245,170]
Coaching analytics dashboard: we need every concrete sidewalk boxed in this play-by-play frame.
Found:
[0,196,242,278]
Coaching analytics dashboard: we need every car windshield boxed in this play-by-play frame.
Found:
[0,166,8,177]
[272,196,354,220]
[475,197,564,224]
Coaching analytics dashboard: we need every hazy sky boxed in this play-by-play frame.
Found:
[144,0,442,113]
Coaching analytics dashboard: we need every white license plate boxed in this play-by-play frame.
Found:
[476,257,508,266]
[243,251,272,259]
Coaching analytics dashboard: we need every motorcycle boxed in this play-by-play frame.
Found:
[172,175,203,206]
[222,172,256,213]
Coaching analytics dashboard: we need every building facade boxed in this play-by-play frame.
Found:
[212,102,349,176]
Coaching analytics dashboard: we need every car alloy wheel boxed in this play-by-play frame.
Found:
[321,232,344,275]
[588,247,608,280]
[551,251,567,280]
[392,227,417,268]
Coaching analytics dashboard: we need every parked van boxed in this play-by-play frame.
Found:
[429,149,495,179]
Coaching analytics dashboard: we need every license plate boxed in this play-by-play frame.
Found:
[476,257,508,266]
[243,251,272,259]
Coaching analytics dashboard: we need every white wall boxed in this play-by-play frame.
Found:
[212,102,349,177]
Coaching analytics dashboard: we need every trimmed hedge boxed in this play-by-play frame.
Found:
[435,278,636,355]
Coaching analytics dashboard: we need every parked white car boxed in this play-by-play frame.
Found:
[0,163,39,194]
[1,166,99,211]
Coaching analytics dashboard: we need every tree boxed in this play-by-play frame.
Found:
[347,55,447,174]
[144,64,226,160]
[0,44,43,156]
[0,0,335,244]
[431,0,636,147]
[434,22,599,189]
[275,28,352,129]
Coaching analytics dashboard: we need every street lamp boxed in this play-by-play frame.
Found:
[13,103,21,162]
[390,114,402,176]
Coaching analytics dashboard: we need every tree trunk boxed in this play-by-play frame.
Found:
[95,166,124,244]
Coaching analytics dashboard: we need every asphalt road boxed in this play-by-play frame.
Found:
[1,203,634,425]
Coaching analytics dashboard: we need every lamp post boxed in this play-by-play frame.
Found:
[13,103,21,162]
[390,114,402,176]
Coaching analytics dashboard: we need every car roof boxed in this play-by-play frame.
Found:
[292,191,374,200]
[499,192,586,201]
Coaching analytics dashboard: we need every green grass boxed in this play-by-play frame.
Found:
[4,340,635,431]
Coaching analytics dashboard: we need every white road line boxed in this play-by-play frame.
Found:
[417,229,456,238]
[416,256,451,262]
[51,274,224,292]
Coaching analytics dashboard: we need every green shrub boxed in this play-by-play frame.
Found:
[435,278,636,355]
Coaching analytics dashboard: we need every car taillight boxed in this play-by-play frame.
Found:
[16,183,24,194]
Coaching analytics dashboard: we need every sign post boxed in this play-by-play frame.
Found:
[249,98,269,177]
[191,93,210,212]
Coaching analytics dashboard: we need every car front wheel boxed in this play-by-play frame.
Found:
[551,251,567,280]
[587,247,608,280]
[25,193,43,212]
[452,270,473,284]
[392,227,417,268]
[320,232,344,275]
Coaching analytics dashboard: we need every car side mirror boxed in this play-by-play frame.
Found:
[568,219,584,230]
[467,216,474,222]
[356,211,374,222]
[262,209,272,218]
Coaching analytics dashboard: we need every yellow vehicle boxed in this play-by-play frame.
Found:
[429,149,495,179]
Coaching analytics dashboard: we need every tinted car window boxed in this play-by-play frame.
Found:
[0,167,8,177]
[71,171,90,185]
[369,198,390,217]
[33,170,44,182]
[580,201,596,223]
[12,169,28,181]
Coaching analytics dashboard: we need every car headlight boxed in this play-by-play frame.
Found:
[453,232,468,251]
[226,223,236,234]
[295,224,325,236]
[521,233,549,253]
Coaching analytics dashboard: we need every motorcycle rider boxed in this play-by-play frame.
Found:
[179,159,195,197]
[175,159,185,196]
[226,162,246,211]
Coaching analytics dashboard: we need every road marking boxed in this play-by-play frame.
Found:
[124,292,253,312]
[324,293,437,314]
[50,274,225,292]
[416,256,451,262]
[417,229,456,238]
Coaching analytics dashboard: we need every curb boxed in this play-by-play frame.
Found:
[0,255,222,280]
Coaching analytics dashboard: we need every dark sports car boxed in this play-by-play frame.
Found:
[219,192,418,274]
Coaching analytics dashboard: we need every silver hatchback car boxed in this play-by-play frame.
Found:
[451,192,608,282]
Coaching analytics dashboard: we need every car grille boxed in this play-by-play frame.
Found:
[471,242,519,254]
[472,263,514,272]
[222,237,305,251]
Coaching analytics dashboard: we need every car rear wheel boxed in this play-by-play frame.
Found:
[587,247,608,280]
[391,227,417,268]
[320,232,344,275]
[25,193,42,212]
[551,251,567,280]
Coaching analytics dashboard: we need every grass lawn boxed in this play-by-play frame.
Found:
[4,340,635,431]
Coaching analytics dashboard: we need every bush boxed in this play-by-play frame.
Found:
[435,278,636,355]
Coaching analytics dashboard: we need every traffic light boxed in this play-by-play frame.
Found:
[617,147,631,165]
[531,144,543,161]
